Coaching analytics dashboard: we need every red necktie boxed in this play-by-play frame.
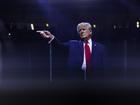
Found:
[85,41,91,71]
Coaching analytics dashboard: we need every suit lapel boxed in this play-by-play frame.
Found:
[79,41,84,67]
[91,41,97,65]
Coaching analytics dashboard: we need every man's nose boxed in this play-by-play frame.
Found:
[80,32,84,35]
[80,30,84,33]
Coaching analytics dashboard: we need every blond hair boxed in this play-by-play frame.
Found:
[77,22,92,33]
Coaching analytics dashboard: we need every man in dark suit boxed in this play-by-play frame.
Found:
[37,22,106,80]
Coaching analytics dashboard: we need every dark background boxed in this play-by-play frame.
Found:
[0,0,140,104]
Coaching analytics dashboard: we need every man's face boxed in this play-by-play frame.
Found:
[78,26,92,39]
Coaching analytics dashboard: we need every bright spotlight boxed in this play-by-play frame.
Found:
[136,21,140,28]
[93,24,96,28]
[46,23,49,27]
[136,21,139,25]
[136,24,139,28]
[31,24,35,30]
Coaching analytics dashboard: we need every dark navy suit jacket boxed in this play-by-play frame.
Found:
[52,38,106,80]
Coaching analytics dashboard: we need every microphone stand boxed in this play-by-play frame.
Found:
[49,43,53,82]
[124,39,127,80]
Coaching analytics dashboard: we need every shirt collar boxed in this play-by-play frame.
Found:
[88,38,92,44]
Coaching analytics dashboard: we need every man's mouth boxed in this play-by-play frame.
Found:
[81,33,86,37]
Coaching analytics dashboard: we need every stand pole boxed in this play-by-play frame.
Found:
[49,43,53,82]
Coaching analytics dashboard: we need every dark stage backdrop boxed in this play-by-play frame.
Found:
[0,0,140,104]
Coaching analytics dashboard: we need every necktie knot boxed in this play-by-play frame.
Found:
[85,40,89,44]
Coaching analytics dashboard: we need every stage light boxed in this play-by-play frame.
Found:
[136,24,139,28]
[8,33,11,36]
[45,23,49,27]
[113,25,117,29]
[93,24,96,28]
[136,21,139,28]
[31,23,35,30]
[136,21,139,25]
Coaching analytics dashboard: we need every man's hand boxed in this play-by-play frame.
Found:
[36,30,55,44]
